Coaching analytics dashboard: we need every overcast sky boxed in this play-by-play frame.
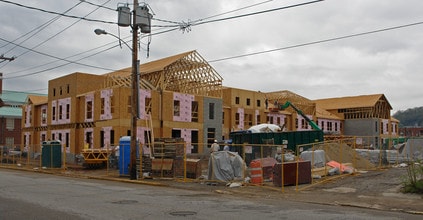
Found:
[1,0,422,113]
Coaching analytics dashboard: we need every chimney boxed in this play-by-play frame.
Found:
[0,73,2,94]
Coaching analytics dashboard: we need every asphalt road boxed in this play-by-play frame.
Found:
[0,169,421,220]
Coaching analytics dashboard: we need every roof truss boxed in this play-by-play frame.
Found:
[103,51,223,98]
[265,90,315,115]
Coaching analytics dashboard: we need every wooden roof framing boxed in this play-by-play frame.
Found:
[315,94,392,119]
[103,50,223,97]
[316,106,340,120]
[265,90,316,115]
[103,73,156,90]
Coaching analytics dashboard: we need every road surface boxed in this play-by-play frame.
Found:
[0,169,420,220]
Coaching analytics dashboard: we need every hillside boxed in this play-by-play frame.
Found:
[393,107,423,127]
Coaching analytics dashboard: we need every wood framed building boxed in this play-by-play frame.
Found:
[22,51,223,157]
[314,94,399,147]
[21,50,399,158]
[221,88,344,140]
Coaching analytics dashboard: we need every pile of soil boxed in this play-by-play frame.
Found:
[314,143,375,170]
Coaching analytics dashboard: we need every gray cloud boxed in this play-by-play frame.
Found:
[1,0,422,113]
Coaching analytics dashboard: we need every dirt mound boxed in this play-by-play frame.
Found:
[314,143,375,170]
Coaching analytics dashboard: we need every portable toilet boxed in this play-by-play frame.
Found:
[119,136,139,176]
[41,141,62,168]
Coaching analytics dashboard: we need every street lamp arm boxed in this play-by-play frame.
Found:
[94,29,133,51]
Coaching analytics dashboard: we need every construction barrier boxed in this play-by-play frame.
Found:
[1,136,421,194]
[249,159,263,184]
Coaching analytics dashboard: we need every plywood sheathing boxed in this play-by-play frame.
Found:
[316,106,340,120]
[26,95,48,106]
[103,50,223,98]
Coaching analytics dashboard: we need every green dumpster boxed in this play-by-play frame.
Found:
[42,141,62,168]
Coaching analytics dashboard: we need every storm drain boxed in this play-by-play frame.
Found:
[112,200,138,204]
[169,211,197,217]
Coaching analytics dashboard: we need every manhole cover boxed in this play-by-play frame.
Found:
[112,200,138,204]
[169,211,197,216]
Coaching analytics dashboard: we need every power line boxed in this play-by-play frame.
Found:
[184,0,324,31]
[5,34,131,75]
[142,0,324,30]
[3,44,120,80]
[0,0,184,28]
[0,0,324,79]
[0,2,81,51]
[7,0,112,63]
[0,2,84,69]
[1,0,117,76]
[192,0,274,23]
[0,88,47,94]
[208,21,423,63]
[0,36,118,78]
[0,0,116,25]
[80,0,116,11]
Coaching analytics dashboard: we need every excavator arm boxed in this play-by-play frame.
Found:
[279,101,321,131]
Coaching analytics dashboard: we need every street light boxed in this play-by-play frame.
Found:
[95,0,151,180]
[94,29,132,51]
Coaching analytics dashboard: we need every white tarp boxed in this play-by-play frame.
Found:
[207,151,246,182]
[247,124,281,133]
[300,150,326,168]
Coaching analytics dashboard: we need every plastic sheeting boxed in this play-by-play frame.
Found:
[247,124,281,133]
[207,151,246,182]
[402,139,423,161]
[300,150,326,168]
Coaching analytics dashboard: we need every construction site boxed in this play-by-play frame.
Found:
[1,50,422,214]
[1,134,423,213]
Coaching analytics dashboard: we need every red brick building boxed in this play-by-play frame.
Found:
[0,73,46,150]
[399,127,423,137]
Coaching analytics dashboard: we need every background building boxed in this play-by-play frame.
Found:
[0,73,46,151]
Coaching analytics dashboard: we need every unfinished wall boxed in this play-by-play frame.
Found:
[100,89,113,120]
[203,97,222,145]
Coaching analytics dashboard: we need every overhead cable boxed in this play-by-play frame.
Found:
[0,2,82,52]
[0,1,84,69]
[0,36,118,79]
[3,44,120,79]
[0,0,116,25]
[181,0,324,31]
[8,0,112,63]
[6,35,131,75]
[209,21,423,63]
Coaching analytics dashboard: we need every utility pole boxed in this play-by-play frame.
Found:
[98,0,151,180]
[129,0,139,180]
